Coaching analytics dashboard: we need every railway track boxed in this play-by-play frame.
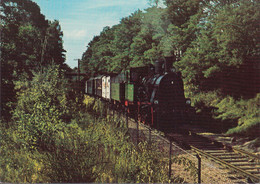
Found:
[111,110,259,182]
[167,130,260,183]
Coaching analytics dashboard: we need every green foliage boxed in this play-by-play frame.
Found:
[164,0,203,27]
[216,94,260,137]
[12,65,80,150]
[0,123,48,182]
[1,0,67,121]
[192,91,260,137]
[87,115,169,183]
[26,106,170,183]
[0,65,88,182]
[175,0,260,134]
[83,95,107,117]
[41,122,96,182]
[177,0,260,93]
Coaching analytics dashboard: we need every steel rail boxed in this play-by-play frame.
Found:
[190,145,260,183]
[232,147,260,160]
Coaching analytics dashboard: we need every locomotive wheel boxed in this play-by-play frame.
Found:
[139,105,151,124]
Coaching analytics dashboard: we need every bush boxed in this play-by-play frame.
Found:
[41,122,97,182]
[0,124,48,182]
[192,91,260,137]
[0,67,194,183]
[89,116,169,183]
[12,65,85,150]
[0,65,88,182]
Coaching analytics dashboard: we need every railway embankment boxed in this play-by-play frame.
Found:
[118,113,247,183]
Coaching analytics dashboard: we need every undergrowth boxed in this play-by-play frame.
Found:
[192,91,260,137]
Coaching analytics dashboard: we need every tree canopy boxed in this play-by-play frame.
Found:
[1,0,67,120]
[80,0,260,136]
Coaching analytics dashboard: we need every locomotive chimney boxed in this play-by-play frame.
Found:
[164,55,176,73]
[154,58,164,74]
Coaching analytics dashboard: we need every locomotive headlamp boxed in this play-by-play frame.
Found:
[154,100,159,105]
[186,99,191,105]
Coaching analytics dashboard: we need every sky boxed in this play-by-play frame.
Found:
[32,0,151,68]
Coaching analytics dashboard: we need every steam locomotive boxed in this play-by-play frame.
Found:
[85,56,193,130]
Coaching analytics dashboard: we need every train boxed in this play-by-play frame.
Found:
[84,56,194,130]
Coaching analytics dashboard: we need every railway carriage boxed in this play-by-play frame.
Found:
[110,73,125,103]
[102,75,111,100]
[86,77,95,95]
[94,75,103,97]
[124,66,151,103]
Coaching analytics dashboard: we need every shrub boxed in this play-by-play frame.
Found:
[0,124,48,182]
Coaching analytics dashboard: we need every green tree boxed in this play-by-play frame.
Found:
[41,20,66,67]
[175,0,260,135]
[81,27,115,75]
[12,65,80,151]
[111,11,143,71]
[130,7,165,66]
[177,0,260,96]
[1,0,67,121]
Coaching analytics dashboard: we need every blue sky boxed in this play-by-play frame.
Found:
[33,0,151,68]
